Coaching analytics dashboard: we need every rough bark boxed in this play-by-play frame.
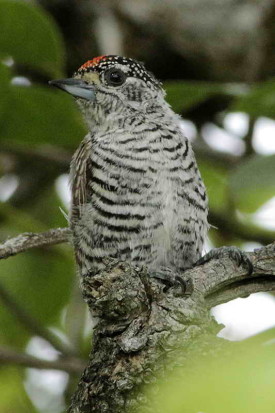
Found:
[0,227,71,259]
[67,242,275,413]
[1,230,274,411]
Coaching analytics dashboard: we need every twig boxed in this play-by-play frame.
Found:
[0,346,85,374]
[1,143,71,169]
[0,228,71,259]
[243,116,256,156]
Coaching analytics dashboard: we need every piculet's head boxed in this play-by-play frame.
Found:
[49,55,165,129]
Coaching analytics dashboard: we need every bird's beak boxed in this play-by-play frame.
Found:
[48,78,96,101]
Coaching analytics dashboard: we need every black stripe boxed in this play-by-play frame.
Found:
[92,175,117,192]
[194,186,207,201]
[119,245,132,255]
[182,142,189,157]
[133,243,151,251]
[84,228,128,244]
[183,160,194,171]
[182,241,195,247]
[92,185,158,207]
[170,176,193,184]
[179,193,205,211]
[132,125,160,134]
[133,146,148,153]
[150,148,160,153]
[169,166,180,172]
[79,250,115,263]
[95,219,141,233]
[182,177,194,185]
[90,158,104,171]
[93,202,145,221]
[93,152,146,173]
[92,189,116,205]
[178,226,192,234]
[100,146,148,162]
[119,137,137,145]
[163,142,182,152]
[92,174,144,194]
[94,219,162,233]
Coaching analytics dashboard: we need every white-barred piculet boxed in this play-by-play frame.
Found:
[50,55,210,291]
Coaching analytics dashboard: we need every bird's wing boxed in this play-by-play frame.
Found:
[70,134,92,220]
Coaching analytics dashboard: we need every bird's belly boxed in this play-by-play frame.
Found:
[72,183,205,275]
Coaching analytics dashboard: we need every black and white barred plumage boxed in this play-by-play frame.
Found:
[53,56,208,281]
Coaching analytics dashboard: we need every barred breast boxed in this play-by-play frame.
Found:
[70,114,208,278]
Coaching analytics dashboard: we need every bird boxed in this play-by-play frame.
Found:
[49,55,209,291]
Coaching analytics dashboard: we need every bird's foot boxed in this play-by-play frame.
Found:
[195,246,253,275]
[150,266,193,296]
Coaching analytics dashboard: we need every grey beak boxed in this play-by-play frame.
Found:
[48,78,96,101]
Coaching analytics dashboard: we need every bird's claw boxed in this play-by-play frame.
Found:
[150,267,193,296]
[195,246,253,275]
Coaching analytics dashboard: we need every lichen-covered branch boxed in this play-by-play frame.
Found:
[1,227,274,412]
[0,227,71,259]
[68,243,275,413]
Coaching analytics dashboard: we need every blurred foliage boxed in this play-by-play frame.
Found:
[139,330,275,413]
[229,154,275,213]
[0,0,275,412]
[0,0,63,78]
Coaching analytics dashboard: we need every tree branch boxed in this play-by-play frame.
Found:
[0,228,71,259]
[0,346,85,374]
[1,226,274,411]
[67,242,275,412]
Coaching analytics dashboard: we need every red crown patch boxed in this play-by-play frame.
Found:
[78,56,107,71]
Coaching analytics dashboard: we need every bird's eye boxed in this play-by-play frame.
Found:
[104,68,126,86]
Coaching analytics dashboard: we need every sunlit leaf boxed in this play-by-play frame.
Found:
[141,337,275,413]
[0,367,36,412]
[0,0,64,77]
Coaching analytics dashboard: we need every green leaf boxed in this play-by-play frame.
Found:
[229,154,275,213]
[0,63,11,124]
[232,80,275,118]
[165,81,225,113]
[0,0,64,77]
[0,85,86,148]
[0,367,36,412]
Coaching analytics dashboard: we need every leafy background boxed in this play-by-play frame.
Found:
[0,0,275,412]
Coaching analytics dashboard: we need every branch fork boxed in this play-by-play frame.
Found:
[0,230,274,412]
[68,243,275,412]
